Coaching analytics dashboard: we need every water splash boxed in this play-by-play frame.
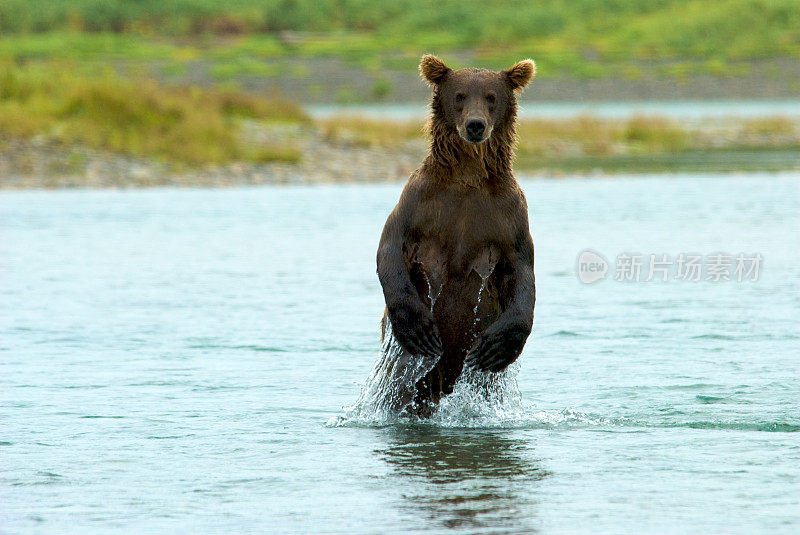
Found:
[474,277,487,315]
[329,351,620,428]
[429,361,527,427]
[470,273,490,338]
[425,273,443,314]
[329,321,440,426]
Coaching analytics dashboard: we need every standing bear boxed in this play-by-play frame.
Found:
[373,55,536,417]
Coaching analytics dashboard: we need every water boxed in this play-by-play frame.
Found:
[307,99,800,121]
[2,173,799,534]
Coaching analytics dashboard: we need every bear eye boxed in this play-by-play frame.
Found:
[485,93,496,104]
[455,93,466,103]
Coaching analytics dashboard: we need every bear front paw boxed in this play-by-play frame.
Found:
[465,321,529,373]
[387,299,443,359]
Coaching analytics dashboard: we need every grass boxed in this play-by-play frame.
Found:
[0,1,798,80]
[516,148,800,174]
[209,57,282,81]
[0,61,308,166]
[318,117,425,148]
[319,113,800,172]
[1,63,797,175]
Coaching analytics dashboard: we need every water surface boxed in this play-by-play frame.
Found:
[2,174,799,533]
[308,99,800,120]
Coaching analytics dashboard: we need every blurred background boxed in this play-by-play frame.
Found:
[0,0,798,187]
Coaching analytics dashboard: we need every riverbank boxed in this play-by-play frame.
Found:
[2,57,799,189]
[3,112,799,189]
[0,128,423,188]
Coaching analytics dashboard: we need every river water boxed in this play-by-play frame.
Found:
[2,173,799,533]
[307,99,800,120]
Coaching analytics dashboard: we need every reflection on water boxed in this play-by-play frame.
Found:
[376,427,548,531]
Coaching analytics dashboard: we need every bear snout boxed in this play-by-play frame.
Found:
[465,118,487,143]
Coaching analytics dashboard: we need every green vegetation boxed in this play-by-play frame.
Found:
[0,1,798,176]
[517,149,800,174]
[320,114,800,173]
[318,117,424,148]
[0,61,307,165]
[1,0,798,78]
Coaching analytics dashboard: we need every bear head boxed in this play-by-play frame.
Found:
[420,55,535,145]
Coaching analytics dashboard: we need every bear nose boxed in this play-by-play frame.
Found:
[465,118,486,140]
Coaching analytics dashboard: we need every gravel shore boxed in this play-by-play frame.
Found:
[2,113,798,189]
[0,133,427,189]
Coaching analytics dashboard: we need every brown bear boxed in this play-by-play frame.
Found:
[374,55,536,417]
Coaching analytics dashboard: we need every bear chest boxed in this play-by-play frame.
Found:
[406,191,516,279]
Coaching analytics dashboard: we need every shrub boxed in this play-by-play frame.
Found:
[0,60,308,165]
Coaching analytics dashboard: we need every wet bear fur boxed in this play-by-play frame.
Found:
[376,55,536,416]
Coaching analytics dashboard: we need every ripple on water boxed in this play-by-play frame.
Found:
[545,330,581,337]
[695,394,729,404]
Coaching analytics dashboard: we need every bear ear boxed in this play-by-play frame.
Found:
[420,55,451,85]
[504,59,535,91]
